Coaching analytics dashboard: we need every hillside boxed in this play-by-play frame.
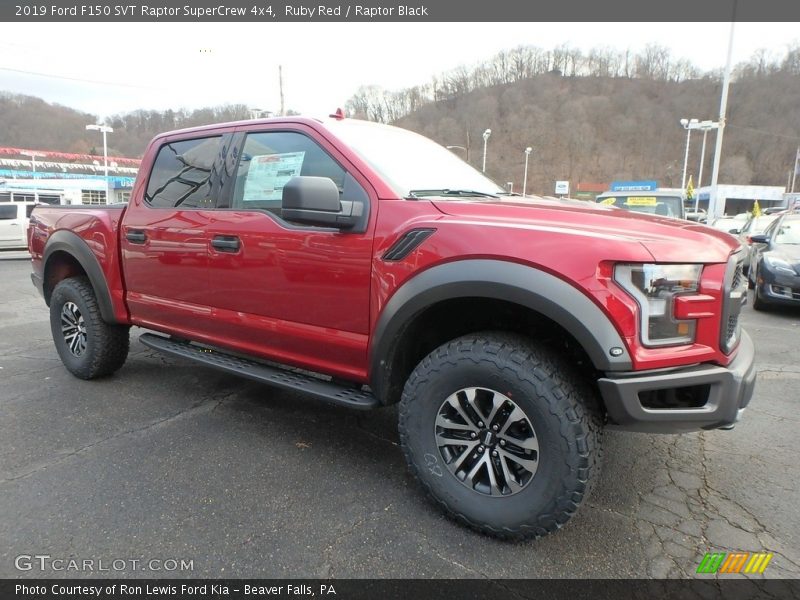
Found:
[351,44,800,194]
[0,94,251,158]
[389,73,800,193]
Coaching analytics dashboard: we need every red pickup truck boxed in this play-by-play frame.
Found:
[28,115,755,540]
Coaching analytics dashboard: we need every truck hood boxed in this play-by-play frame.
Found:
[430,197,741,263]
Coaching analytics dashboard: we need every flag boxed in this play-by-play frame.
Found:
[685,175,695,201]
[752,199,762,217]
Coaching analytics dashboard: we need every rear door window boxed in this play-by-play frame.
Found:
[0,205,18,220]
[145,136,223,208]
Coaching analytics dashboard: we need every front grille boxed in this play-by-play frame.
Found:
[725,313,739,341]
[720,252,746,354]
[731,261,744,291]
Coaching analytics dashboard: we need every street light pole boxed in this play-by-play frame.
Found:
[523,147,532,197]
[21,150,45,175]
[482,129,491,173]
[694,120,720,213]
[680,118,699,190]
[85,124,114,179]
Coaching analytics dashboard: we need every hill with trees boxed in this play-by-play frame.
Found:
[0,95,251,158]
[346,43,800,194]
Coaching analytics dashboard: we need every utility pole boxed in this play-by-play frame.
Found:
[709,12,736,218]
[279,65,285,117]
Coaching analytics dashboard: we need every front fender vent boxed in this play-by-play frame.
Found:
[383,228,436,261]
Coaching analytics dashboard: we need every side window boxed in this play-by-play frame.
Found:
[229,131,346,214]
[0,205,17,220]
[145,136,222,208]
[26,205,35,218]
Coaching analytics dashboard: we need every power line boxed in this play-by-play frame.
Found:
[0,66,159,90]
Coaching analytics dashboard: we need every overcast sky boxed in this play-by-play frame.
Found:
[0,22,798,119]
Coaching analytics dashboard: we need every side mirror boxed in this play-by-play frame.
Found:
[728,228,740,234]
[749,234,769,244]
[281,176,356,229]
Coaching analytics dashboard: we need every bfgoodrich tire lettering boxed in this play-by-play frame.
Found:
[49,277,130,379]
[398,332,603,540]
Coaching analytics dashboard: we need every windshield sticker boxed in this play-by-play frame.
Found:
[242,152,305,202]
[599,197,617,205]
[625,196,657,206]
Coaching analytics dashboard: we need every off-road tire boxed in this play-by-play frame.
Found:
[398,331,603,541]
[49,277,130,379]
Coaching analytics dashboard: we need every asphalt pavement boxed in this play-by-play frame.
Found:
[1,254,799,579]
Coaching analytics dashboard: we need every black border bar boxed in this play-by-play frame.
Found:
[3,0,800,22]
[3,579,800,600]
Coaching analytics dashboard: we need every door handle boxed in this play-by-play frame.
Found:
[211,235,240,252]
[126,230,147,244]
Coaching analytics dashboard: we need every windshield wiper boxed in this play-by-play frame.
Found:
[407,189,500,199]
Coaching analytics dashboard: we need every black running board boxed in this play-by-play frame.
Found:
[139,333,379,410]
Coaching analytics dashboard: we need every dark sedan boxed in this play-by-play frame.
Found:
[749,214,800,310]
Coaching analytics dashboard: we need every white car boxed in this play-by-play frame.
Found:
[0,202,36,250]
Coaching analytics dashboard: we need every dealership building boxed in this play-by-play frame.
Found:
[0,146,139,205]
[695,184,787,217]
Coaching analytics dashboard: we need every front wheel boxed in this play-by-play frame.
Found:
[398,332,603,540]
[751,266,768,312]
[50,277,130,379]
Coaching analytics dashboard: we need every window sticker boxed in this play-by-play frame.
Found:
[624,196,657,206]
[242,151,306,202]
[599,197,617,205]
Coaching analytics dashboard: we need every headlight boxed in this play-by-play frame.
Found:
[764,255,796,275]
[614,264,703,347]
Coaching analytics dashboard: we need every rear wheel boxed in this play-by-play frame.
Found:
[50,277,130,379]
[398,332,602,540]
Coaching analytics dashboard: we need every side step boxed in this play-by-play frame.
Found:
[139,333,379,411]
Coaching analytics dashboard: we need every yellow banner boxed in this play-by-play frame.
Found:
[624,196,657,206]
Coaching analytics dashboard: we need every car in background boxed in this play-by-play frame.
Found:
[708,214,749,235]
[0,201,36,250]
[748,213,800,310]
[596,190,685,219]
[732,214,779,274]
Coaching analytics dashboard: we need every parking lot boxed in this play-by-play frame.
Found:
[1,254,799,579]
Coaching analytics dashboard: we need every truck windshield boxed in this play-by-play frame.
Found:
[596,194,684,219]
[326,120,505,199]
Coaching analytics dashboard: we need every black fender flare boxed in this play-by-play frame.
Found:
[42,230,118,324]
[369,259,632,401]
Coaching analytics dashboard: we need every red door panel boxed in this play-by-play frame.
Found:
[121,209,214,333]
[204,210,372,380]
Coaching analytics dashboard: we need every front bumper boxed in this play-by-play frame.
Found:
[597,330,756,433]
[757,268,800,305]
